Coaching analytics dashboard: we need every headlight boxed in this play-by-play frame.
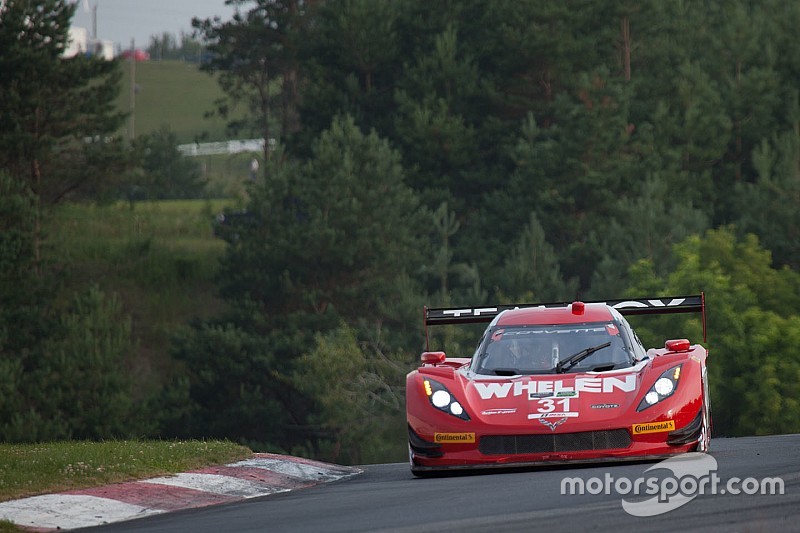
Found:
[654,377,674,395]
[645,391,660,405]
[422,378,470,420]
[637,365,682,412]
[431,390,451,408]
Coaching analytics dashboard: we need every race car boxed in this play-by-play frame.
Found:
[407,295,709,474]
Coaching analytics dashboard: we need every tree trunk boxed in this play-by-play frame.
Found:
[621,16,631,82]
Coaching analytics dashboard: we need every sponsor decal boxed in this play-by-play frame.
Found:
[529,412,579,419]
[611,298,687,310]
[528,397,579,420]
[431,298,695,323]
[441,307,498,318]
[476,382,513,399]
[529,390,579,399]
[632,420,676,434]
[539,416,568,431]
[591,403,620,409]
[474,374,636,400]
[481,408,517,416]
[502,327,606,336]
[434,432,476,443]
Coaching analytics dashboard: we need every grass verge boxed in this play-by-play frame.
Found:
[0,440,252,503]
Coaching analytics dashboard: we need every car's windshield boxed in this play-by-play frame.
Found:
[473,322,633,376]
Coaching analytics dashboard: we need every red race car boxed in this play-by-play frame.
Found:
[407,295,709,474]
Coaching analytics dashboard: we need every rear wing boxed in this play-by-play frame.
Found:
[424,293,706,348]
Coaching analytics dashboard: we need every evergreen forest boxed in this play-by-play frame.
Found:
[2,0,800,464]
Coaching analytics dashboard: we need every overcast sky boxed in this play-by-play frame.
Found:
[71,0,238,49]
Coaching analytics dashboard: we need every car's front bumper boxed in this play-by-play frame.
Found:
[408,409,702,472]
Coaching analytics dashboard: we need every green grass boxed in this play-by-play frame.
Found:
[115,59,261,195]
[115,59,273,193]
[0,440,252,502]
[49,199,235,252]
[197,151,261,199]
[117,60,247,143]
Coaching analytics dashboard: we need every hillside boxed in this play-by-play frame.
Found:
[116,59,245,143]
[45,200,237,391]
[114,59,259,197]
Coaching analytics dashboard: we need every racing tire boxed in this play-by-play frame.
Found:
[409,444,423,477]
[697,372,712,453]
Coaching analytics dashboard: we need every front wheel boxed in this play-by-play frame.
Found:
[697,372,712,452]
[408,444,423,476]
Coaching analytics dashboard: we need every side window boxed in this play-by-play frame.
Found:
[619,317,647,360]
[473,333,486,358]
[630,327,647,360]
[471,332,488,371]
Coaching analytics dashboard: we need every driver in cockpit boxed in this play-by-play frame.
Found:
[485,335,553,371]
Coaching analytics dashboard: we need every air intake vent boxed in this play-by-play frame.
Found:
[479,429,631,455]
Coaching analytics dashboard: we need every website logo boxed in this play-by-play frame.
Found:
[561,453,785,516]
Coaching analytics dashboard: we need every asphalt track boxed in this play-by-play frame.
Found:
[87,434,800,533]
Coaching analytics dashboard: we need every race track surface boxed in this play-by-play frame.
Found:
[88,434,800,533]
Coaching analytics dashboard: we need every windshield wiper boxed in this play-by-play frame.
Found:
[555,341,611,374]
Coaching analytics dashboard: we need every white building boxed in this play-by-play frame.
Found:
[64,26,89,57]
[65,26,115,60]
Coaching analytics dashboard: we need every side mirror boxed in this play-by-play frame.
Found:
[665,339,691,352]
[421,351,446,365]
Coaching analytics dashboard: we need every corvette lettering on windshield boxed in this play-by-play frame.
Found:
[474,374,636,399]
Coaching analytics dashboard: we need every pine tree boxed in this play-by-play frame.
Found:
[175,116,426,450]
[496,212,577,302]
[0,1,137,441]
[194,0,315,161]
[0,0,126,254]
[0,171,38,435]
[0,0,126,188]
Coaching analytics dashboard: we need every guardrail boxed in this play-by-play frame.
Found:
[177,138,275,156]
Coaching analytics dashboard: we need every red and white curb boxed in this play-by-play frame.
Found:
[0,453,361,531]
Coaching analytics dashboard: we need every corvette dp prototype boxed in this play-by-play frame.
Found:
[407,295,709,474]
